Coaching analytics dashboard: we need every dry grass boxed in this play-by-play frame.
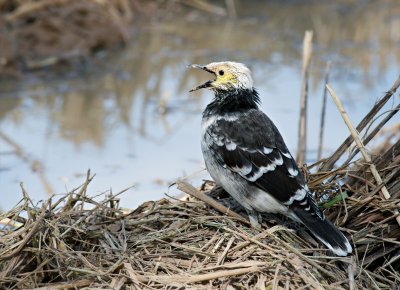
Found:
[1,129,400,289]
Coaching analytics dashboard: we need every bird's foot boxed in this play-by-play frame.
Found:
[247,210,263,230]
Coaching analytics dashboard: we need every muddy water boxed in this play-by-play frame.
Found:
[1,1,399,211]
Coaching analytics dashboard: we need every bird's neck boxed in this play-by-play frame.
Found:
[203,88,260,117]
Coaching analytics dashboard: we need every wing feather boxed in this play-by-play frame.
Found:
[206,109,323,218]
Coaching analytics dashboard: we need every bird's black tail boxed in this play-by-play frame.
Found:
[293,209,352,256]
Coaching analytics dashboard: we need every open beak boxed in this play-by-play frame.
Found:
[189,64,216,92]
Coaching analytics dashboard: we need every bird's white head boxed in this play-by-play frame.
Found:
[189,61,253,92]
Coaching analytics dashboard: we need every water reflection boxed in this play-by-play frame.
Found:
[1,1,399,211]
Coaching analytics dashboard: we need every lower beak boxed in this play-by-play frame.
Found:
[189,64,216,92]
[189,80,213,92]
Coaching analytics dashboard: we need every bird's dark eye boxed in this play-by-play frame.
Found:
[218,70,224,76]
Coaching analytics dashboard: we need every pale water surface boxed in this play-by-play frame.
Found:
[1,1,399,211]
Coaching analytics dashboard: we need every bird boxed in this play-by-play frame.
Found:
[189,61,352,256]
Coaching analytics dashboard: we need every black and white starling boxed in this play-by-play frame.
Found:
[190,61,352,256]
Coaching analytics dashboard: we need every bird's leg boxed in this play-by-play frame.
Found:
[207,184,226,198]
[246,209,262,230]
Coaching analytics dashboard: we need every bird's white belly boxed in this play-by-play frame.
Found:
[201,139,288,215]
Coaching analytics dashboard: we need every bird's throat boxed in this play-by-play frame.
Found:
[204,88,260,116]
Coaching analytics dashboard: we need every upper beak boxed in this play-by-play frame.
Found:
[189,64,216,92]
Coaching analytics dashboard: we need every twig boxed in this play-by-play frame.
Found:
[317,61,331,160]
[320,76,400,171]
[342,104,400,166]
[366,158,400,198]
[153,266,261,284]
[0,200,50,260]
[0,218,23,228]
[176,181,249,224]
[348,256,356,290]
[216,235,235,265]
[124,262,148,284]
[296,30,313,165]
[272,264,281,290]
[29,279,92,290]
[326,84,400,226]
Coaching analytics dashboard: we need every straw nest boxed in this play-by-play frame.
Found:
[1,88,399,289]
[0,165,399,290]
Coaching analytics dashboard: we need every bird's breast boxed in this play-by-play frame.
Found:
[201,115,218,138]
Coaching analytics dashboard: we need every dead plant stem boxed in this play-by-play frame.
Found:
[317,61,331,160]
[296,30,313,165]
[326,84,400,226]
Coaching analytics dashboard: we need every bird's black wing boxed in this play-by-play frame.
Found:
[205,109,323,218]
